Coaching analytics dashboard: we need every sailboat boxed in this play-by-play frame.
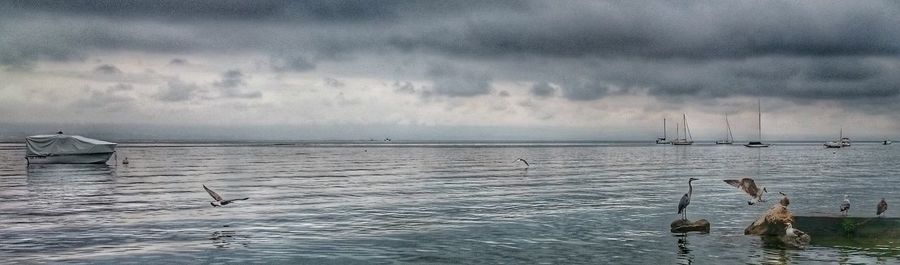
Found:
[745,99,769,148]
[715,114,734,145]
[839,128,850,147]
[672,114,694,145]
[656,118,671,144]
[825,128,843,148]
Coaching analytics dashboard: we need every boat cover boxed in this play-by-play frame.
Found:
[26,134,117,156]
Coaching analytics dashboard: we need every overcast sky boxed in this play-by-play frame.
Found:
[2,0,899,141]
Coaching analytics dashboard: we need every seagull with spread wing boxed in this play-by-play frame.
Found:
[514,158,529,167]
[204,185,249,207]
[723,178,767,205]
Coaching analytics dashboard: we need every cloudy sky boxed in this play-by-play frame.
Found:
[2,0,899,141]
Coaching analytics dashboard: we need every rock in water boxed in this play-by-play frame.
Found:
[671,219,710,233]
[780,230,811,249]
[745,204,795,235]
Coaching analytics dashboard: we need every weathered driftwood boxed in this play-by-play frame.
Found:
[745,204,794,235]
[670,219,710,233]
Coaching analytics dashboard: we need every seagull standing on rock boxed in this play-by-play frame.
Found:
[840,195,851,216]
[204,185,249,207]
[877,198,888,217]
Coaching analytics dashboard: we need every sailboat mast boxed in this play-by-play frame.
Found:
[684,114,692,141]
[725,114,733,141]
[757,99,762,141]
[676,123,680,140]
[664,118,667,139]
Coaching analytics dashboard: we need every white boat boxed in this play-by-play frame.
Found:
[25,133,117,164]
[884,140,893,145]
[745,99,770,148]
[715,114,734,145]
[825,128,844,148]
[672,114,694,145]
[835,128,850,147]
[656,118,671,144]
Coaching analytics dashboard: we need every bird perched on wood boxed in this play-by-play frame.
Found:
[514,158,529,167]
[204,185,249,207]
[877,198,888,217]
[723,178,767,205]
[677,178,699,220]
[840,195,850,216]
[778,192,790,207]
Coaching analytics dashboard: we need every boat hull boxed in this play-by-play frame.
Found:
[26,152,114,164]
[715,141,733,145]
[672,141,694,145]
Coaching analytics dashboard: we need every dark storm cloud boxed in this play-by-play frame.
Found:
[3,0,900,109]
[93,64,122,74]
[425,64,492,97]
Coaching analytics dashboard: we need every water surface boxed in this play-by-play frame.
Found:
[0,142,897,264]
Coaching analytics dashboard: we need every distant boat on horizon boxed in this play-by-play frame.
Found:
[839,128,850,147]
[672,113,694,145]
[825,128,843,148]
[884,140,893,145]
[656,118,671,144]
[716,114,734,145]
[745,99,769,148]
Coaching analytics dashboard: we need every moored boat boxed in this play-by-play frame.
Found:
[25,132,117,164]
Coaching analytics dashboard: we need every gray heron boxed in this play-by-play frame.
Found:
[677,178,699,220]
[204,185,249,207]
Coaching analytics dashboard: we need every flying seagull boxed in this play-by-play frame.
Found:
[514,158,529,167]
[723,178,767,205]
[877,198,888,217]
[204,185,249,207]
[677,178,699,220]
[840,195,850,216]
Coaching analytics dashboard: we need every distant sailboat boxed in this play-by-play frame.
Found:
[716,114,734,145]
[672,114,694,145]
[824,128,842,148]
[745,99,769,148]
[839,128,850,147]
[656,118,671,144]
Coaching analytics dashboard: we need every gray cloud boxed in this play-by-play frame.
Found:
[393,81,415,94]
[213,69,262,99]
[270,55,316,72]
[530,82,555,97]
[323,77,345,88]
[425,64,492,97]
[155,79,200,102]
[71,86,134,111]
[94,64,122,74]
[169,58,188,65]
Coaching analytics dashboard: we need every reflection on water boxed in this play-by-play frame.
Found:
[674,234,693,265]
[0,142,897,264]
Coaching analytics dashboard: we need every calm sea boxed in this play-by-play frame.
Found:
[0,141,897,264]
